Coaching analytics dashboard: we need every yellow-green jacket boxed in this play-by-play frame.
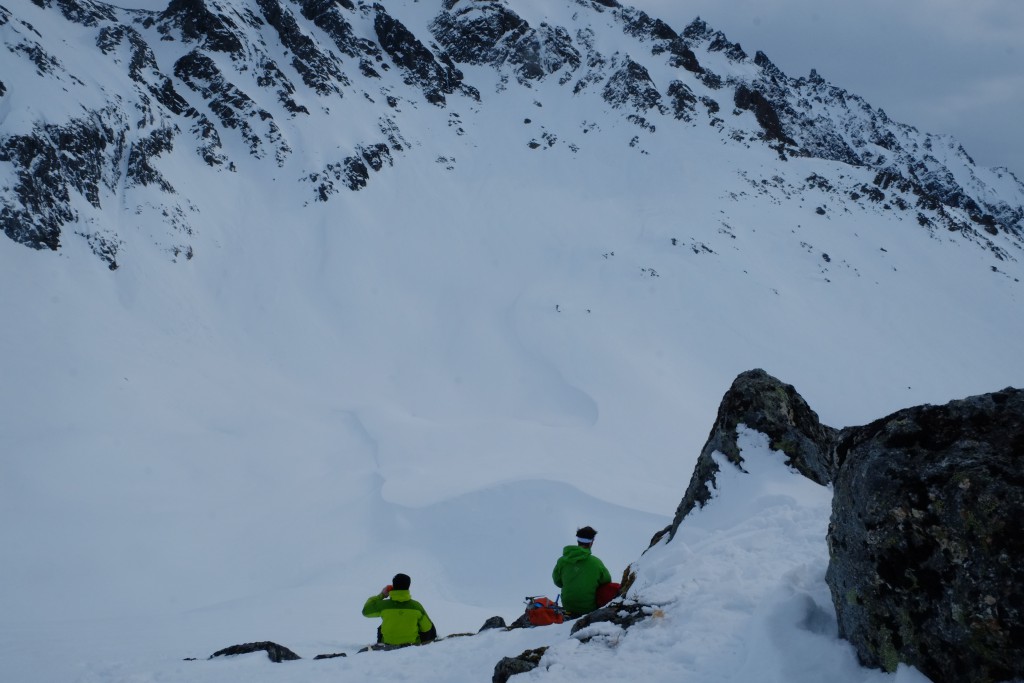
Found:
[362,590,434,646]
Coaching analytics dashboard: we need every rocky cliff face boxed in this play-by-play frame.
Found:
[827,388,1024,682]
[663,370,1023,681]
[2,0,1023,269]
[665,368,838,541]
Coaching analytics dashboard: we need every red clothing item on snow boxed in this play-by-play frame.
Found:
[595,582,621,608]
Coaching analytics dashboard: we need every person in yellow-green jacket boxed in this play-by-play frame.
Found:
[362,573,436,648]
[552,526,613,617]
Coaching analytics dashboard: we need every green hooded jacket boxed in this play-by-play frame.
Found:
[552,545,612,615]
[361,589,434,646]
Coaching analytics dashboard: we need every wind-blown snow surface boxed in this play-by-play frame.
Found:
[3,428,941,683]
[2,1,1023,681]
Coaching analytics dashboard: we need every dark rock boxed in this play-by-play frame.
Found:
[620,8,677,42]
[356,641,415,653]
[41,0,117,26]
[754,50,785,80]
[313,652,347,659]
[209,641,301,662]
[97,24,156,81]
[602,59,661,111]
[296,0,382,78]
[78,230,122,270]
[684,19,746,61]
[126,126,176,192]
[492,647,547,683]
[827,387,1024,682]
[173,49,290,163]
[507,611,531,630]
[158,0,245,55]
[698,71,722,90]
[734,84,794,146]
[0,115,122,251]
[668,369,838,539]
[430,2,580,83]
[709,33,747,61]
[667,80,697,121]
[479,616,507,632]
[255,0,347,97]
[665,38,703,74]
[375,5,464,105]
[440,632,476,640]
[307,141,392,199]
[359,142,392,172]
[431,2,529,65]
[569,602,648,640]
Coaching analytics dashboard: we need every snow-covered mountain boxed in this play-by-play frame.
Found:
[1,1,1022,681]
[4,0,1023,266]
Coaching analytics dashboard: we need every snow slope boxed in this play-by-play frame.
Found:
[1,426,942,683]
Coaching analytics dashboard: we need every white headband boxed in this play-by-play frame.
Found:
[576,536,594,544]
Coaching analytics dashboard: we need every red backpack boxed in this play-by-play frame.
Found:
[524,596,565,626]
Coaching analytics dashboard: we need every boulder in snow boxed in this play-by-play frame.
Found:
[209,640,300,662]
[666,368,838,540]
[492,646,547,683]
[827,387,1024,681]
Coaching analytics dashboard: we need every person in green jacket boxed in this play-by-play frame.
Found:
[361,573,436,647]
[552,526,612,617]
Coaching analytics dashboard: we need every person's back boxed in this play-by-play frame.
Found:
[361,573,436,647]
[552,526,612,616]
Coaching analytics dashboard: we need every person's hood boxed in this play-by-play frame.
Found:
[561,545,593,563]
[388,589,412,602]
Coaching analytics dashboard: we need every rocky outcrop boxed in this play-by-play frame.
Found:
[375,5,468,105]
[492,646,547,683]
[602,58,662,112]
[734,83,795,147]
[156,0,246,55]
[430,1,580,84]
[683,18,747,62]
[666,80,698,121]
[0,113,129,266]
[654,369,1024,680]
[209,640,301,662]
[827,387,1024,682]
[569,601,649,640]
[666,369,838,539]
[257,0,348,97]
[653,370,1024,681]
[479,616,507,632]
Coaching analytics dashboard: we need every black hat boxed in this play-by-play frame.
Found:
[392,573,411,590]
[576,526,597,545]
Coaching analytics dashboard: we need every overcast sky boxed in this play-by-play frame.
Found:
[627,0,1024,177]
[111,0,1023,176]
